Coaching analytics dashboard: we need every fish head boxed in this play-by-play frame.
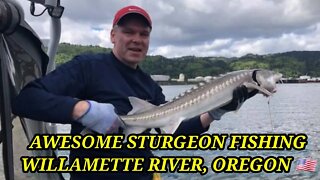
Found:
[255,70,283,94]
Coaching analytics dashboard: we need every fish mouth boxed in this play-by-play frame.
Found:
[261,89,276,97]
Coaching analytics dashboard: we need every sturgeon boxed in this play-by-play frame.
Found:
[121,69,282,135]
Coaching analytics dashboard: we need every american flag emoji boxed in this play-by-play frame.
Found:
[296,158,317,172]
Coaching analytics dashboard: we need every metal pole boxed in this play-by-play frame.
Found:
[0,35,14,180]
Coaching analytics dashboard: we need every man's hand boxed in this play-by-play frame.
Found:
[208,85,258,120]
[74,100,125,134]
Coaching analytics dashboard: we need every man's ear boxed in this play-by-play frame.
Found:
[110,29,115,44]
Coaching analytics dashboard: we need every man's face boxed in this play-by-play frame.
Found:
[111,17,151,68]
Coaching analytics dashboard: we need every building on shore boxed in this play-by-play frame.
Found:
[171,73,185,82]
[151,75,170,82]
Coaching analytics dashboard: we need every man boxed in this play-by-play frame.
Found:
[12,5,255,180]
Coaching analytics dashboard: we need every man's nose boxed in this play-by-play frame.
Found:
[132,33,142,43]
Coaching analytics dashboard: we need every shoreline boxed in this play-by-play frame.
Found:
[156,81,320,85]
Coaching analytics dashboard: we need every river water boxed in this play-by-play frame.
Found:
[1,83,319,179]
[157,83,320,180]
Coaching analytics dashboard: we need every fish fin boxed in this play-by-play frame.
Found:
[127,97,157,115]
[123,127,147,136]
[160,117,185,134]
[243,82,273,96]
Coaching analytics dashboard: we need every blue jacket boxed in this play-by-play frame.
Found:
[12,52,209,180]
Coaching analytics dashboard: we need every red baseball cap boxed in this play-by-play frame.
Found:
[113,5,152,28]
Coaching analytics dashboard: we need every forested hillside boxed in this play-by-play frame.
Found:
[55,43,320,78]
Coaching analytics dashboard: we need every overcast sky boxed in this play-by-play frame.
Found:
[19,0,320,58]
